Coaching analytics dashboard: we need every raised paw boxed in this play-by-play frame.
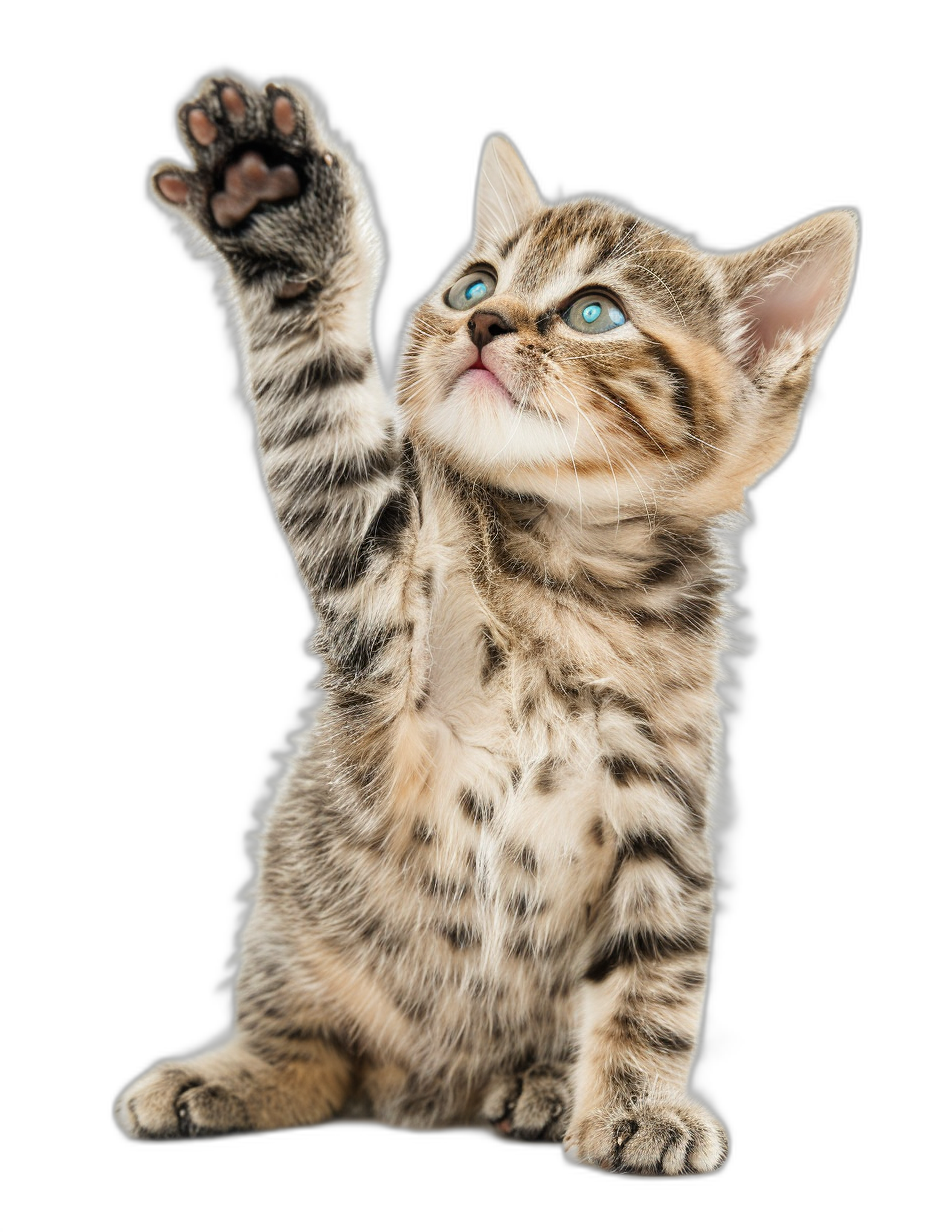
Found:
[154,78,312,225]
[152,76,348,289]
[483,1062,572,1142]
[564,1095,728,1175]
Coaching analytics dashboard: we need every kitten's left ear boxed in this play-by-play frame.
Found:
[474,136,542,244]
[723,209,858,371]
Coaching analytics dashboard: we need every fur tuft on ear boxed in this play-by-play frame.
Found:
[723,210,858,371]
[474,136,542,244]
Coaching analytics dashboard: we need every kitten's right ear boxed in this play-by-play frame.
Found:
[474,136,542,245]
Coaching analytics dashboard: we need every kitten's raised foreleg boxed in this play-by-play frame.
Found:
[152,77,415,616]
[153,76,427,802]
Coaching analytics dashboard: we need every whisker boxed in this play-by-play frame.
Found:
[570,378,672,464]
[538,387,585,525]
[548,376,623,533]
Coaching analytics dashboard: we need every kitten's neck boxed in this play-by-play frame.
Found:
[477,478,717,594]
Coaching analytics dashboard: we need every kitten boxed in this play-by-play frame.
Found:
[116,75,856,1174]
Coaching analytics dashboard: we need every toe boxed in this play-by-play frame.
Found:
[220,84,247,121]
[154,171,190,206]
[187,107,218,147]
[271,94,297,136]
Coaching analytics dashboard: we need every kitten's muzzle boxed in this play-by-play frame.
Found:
[468,310,516,352]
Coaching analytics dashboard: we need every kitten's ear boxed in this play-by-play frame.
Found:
[723,210,858,371]
[474,136,542,244]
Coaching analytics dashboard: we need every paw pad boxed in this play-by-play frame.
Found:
[271,95,296,135]
[187,108,218,147]
[211,152,300,227]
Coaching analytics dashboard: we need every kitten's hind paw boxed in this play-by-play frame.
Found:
[483,1062,571,1142]
[115,1059,254,1139]
[116,1038,354,1139]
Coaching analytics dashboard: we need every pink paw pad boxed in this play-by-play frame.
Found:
[156,173,189,205]
[220,86,246,120]
[210,151,300,228]
[271,95,296,136]
[187,108,218,146]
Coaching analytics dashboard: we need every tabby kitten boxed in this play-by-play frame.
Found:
[116,75,856,1174]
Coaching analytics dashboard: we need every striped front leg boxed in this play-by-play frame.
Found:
[566,824,728,1174]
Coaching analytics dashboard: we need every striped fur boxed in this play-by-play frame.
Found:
[116,78,856,1174]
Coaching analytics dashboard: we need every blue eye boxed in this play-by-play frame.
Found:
[446,268,498,310]
[564,292,627,333]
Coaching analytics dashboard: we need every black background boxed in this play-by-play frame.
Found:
[88,28,867,1212]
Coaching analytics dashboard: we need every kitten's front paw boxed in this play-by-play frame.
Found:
[564,1096,727,1175]
[483,1062,572,1142]
[153,76,349,289]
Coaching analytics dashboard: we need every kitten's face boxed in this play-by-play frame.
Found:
[398,141,856,519]
[400,201,738,514]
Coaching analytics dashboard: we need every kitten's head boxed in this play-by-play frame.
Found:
[398,138,856,520]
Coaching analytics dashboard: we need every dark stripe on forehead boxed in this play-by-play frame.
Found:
[497,230,522,259]
[527,203,603,257]
[528,207,558,239]
[514,204,648,295]
[581,217,642,279]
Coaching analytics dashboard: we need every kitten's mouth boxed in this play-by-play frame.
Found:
[459,351,511,398]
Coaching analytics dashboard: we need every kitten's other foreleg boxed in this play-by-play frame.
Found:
[565,831,727,1174]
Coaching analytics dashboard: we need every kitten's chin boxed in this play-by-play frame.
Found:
[410,378,567,484]
[457,367,509,397]
[400,348,525,463]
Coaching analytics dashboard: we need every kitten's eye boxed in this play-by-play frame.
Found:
[446,269,497,311]
[563,293,627,333]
